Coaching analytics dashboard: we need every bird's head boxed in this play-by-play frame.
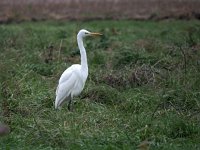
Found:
[77,29,102,38]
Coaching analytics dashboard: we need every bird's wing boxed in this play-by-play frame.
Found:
[55,65,80,108]
[58,65,75,84]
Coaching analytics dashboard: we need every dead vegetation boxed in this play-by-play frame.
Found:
[92,64,157,90]
[0,0,200,23]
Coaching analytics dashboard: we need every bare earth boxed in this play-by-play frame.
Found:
[0,0,200,22]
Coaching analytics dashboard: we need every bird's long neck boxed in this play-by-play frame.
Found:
[77,36,88,72]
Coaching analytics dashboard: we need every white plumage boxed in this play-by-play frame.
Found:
[55,29,102,110]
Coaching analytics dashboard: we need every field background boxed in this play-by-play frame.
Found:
[0,0,200,23]
[0,1,200,150]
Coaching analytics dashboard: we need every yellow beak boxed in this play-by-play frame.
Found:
[89,32,103,36]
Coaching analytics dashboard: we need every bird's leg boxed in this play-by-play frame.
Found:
[68,99,74,111]
[68,99,72,111]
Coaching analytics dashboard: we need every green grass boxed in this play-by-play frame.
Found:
[0,20,200,149]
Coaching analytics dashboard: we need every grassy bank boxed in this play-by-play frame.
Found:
[0,20,200,149]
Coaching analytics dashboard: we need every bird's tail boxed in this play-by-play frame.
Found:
[55,98,59,109]
[55,96,62,109]
[55,94,71,109]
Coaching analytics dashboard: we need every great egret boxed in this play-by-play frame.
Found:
[55,29,102,110]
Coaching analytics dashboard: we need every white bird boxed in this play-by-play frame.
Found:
[55,29,102,110]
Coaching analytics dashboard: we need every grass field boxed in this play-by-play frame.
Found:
[0,20,200,149]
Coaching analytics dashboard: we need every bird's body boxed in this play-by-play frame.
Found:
[55,29,102,110]
[55,64,87,109]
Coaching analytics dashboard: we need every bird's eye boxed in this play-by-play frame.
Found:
[85,32,89,35]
